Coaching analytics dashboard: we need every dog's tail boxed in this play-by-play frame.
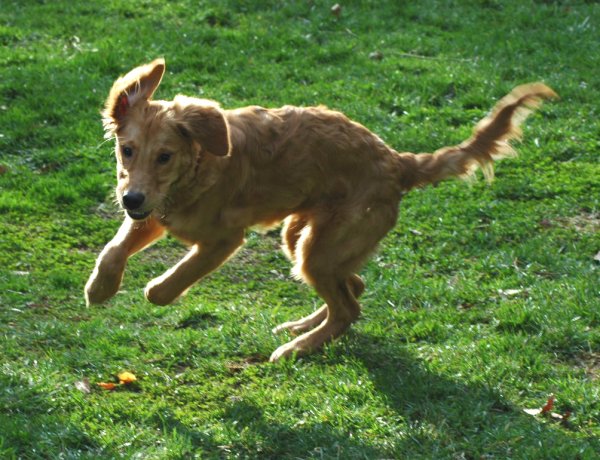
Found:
[397,83,557,189]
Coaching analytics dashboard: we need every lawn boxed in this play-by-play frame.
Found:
[1,0,599,458]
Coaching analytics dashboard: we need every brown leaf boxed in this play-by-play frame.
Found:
[541,394,555,414]
[523,394,555,417]
[74,378,91,394]
[331,3,342,17]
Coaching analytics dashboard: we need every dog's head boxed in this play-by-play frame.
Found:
[103,59,231,220]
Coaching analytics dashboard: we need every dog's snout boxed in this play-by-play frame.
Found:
[122,191,145,210]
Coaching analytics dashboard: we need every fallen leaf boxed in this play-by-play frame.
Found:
[523,407,542,416]
[74,378,91,394]
[524,394,555,417]
[369,51,384,61]
[98,382,117,390]
[541,394,555,414]
[550,411,571,422]
[118,371,137,384]
[498,288,524,297]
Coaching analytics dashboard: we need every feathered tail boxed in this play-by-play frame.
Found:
[398,83,557,189]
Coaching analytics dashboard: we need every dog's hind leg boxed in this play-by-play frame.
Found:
[281,214,309,262]
[270,274,361,362]
[272,273,364,335]
[275,213,367,336]
[347,273,365,298]
[272,304,328,335]
[269,209,392,361]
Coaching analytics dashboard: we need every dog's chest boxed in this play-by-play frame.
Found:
[158,201,249,244]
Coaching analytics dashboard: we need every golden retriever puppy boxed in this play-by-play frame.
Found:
[85,59,556,361]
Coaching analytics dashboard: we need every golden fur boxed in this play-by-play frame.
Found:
[85,59,556,361]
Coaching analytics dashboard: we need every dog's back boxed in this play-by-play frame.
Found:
[224,105,405,223]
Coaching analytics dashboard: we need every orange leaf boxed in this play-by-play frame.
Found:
[98,382,118,390]
[118,371,137,384]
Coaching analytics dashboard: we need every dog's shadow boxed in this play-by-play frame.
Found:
[338,332,590,456]
[217,331,592,457]
[348,333,510,431]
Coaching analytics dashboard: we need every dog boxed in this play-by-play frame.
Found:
[85,58,556,362]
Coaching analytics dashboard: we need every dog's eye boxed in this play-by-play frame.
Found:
[157,152,172,165]
[122,146,133,158]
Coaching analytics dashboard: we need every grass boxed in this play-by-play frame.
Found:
[1,0,599,458]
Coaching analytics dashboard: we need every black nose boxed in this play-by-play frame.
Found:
[122,191,145,210]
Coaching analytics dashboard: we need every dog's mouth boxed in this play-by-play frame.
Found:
[126,210,152,220]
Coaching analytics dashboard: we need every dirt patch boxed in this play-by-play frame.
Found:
[553,213,600,233]
[574,352,600,381]
[225,354,267,374]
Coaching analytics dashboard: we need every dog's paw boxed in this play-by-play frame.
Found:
[272,322,302,335]
[85,272,119,305]
[271,323,288,335]
[269,343,303,362]
[85,249,127,305]
[269,346,290,363]
[144,279,176,306]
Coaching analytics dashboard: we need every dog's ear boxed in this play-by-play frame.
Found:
[102,58,166,136]
[174,96,231,157]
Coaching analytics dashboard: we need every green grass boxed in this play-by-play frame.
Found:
[1,0,599,458]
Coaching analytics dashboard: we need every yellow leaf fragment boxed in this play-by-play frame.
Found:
[118,371,137,384]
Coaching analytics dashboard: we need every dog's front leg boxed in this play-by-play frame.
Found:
[85,218,166,305]
[144,232,244,306]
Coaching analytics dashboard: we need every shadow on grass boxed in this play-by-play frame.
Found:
[349,332,599,457]
[4,338,595,458]
[218,400,385,458]
[175,310,220,330]
[0,374,116,459]
[142,334,599,458]
[153,400,386,458]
